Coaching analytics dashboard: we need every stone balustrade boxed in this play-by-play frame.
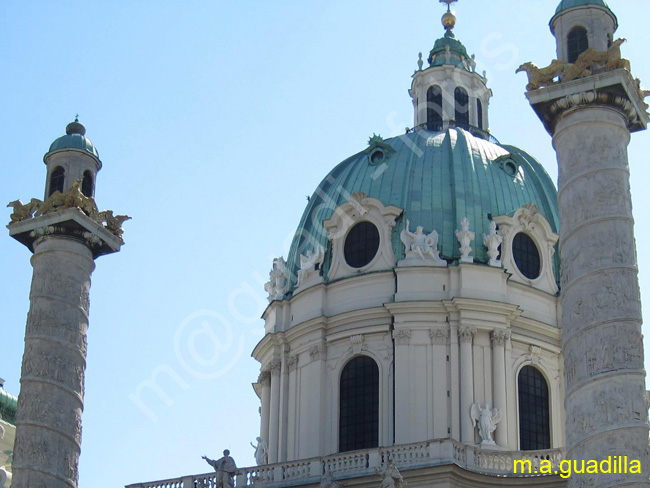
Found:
[125,440,565,488]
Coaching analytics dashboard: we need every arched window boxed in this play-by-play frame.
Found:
[426,85,443,131]
[49,166,65,196]
[477,99,484,130]
[518,365,550,450]
[454,87,469,129]
[82,170,94,197]
[567,26,588,63]
[339,356,379,452]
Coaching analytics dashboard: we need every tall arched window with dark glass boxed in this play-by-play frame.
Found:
[567,26,589,63]
[427,85,443,131]
[339,356,379,452]
[454,87,470,129]
[49,166,65,196]
[518,365,550,450]
[82,170,94,198]
[477,99,483,130]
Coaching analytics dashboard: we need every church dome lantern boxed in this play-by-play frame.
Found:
[43,118,102,199]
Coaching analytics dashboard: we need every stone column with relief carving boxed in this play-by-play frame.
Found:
[526,69,650,485]
[458,326,476,443]
[490,330,509,448]
[7,120,126,488]
[9,218,124,488]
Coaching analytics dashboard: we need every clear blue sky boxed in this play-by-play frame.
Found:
[1,1,649,487]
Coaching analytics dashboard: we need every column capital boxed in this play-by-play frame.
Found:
[458,326,477,343]
[309,343,327,361]
[430,328,449,345]
[524,70,648,136]
[286,354,299,372]
[490,329,510,347]
[258,370,271,386]
[393,329,411,346]
[269,359,282,376]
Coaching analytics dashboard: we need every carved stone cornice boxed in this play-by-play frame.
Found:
[430,328,449,345]
[458,326,477,344]
[393,329,411,346]
[258,370,271,387]
[286,354,299,371]
[490,330,510,348]
[548,90,638,125]
[525,69,649,135]
[269,359,282,376]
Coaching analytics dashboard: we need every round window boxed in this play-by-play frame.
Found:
[512,232,541,280]
[504,161,518,176]
[344,221,380,268]
[370,149,385,165]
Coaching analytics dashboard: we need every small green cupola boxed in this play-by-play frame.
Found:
[550,0,618,63]
[410,0,491,135]
[427,3,471,70]
[43,118,102,200]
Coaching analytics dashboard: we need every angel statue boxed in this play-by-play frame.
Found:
[374,459,404,488]
[400,220,445,267]
[470,402,502,447]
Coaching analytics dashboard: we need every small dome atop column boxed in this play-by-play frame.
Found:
[46,118,100,160]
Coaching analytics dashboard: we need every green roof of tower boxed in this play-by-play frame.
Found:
[551,0,618,31]
[428,31,471,70]
[45,119,100,161]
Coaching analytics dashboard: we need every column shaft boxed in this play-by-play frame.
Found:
[554,106,649,487]
[12,237,95,488]
[459,327,475,443]
[267,362,281,464]
[491,330,508,447]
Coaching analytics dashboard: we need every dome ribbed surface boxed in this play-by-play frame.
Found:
[285,128,559,291]
[0,387,17,425]
[47,133,99,159]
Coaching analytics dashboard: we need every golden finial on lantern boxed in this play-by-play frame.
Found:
[439,0,458,31]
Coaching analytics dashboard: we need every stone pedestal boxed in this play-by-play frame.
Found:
[527,70,650,487]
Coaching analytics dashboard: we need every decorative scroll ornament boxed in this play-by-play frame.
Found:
[470,402,502,447]
[264,257,289,302]
[297,244,325,286]
[516,38,630,92]
[455,217,475,263]
[483,220,502,267]
[548,90,639,124]
[399,219,446,267]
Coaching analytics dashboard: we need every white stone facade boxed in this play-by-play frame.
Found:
[253,196,564,468]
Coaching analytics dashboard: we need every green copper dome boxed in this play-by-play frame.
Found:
[551,0,617,31]
[555,0,610,14]
[285,128,559,291]
[0,386,17,425]
[46,120,100,160]
[428,31,471,70]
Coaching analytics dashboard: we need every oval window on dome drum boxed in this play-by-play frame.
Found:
[344,221,380,268]
[512,232,541,279]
